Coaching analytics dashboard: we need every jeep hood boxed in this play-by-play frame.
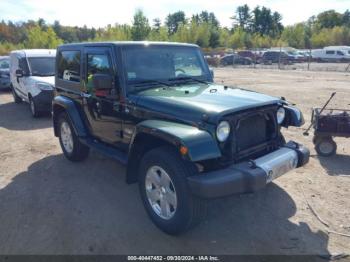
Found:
[132,84,283,124]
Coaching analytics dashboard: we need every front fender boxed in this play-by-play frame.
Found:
[52,95,87,137]
[283,105,305,127]
[131,120,222,162]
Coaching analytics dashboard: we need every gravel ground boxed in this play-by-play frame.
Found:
[0,68,349,258]
[221,62,350,72]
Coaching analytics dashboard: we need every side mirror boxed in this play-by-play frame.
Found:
[209,69,214,79]
[16,69,24,78]
[92,74,113,90]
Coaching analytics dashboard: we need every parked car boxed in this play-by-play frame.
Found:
[237,50,262,63]
[287,51,306,63]
[220,54,252,66]
[298,51,312,62]
[262,51,295,65]
[10,49,56,117]
[0,56,11,90]
[312,48,350,63]
[53,42,309,235]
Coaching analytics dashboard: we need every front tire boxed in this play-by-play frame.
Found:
[58,113,90,162]
[139,146,206,235]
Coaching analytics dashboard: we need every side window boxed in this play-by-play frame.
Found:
[86,53,112,92]
[326,50,335,55]
[337,51,344,56]
[87,54,112,77]
[19,58,29,74]
[57,51,81,82]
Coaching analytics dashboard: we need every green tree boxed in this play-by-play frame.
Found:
[233,4,251,31]
[281,23,306,48]
[153,18,161,32]
[343,10,350,26]
[131,10,151,41]
[148,26,169,41]
[228,27,253,49]
[166,11,186,35]
[93,24,131,41]
[209,28,220,48]
[271,12,283,37]
[46,27,63,48]
[316,10,343,29]
[250,6,283,37]
[26,25,62,48]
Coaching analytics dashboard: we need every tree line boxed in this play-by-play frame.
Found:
[1,6,350,55]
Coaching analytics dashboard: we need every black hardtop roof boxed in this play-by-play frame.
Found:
[58,41,199,49]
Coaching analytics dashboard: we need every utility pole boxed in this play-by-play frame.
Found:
[278,45,282,70]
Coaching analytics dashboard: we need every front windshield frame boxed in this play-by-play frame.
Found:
[27,57,55,77]
[121,45,212,94]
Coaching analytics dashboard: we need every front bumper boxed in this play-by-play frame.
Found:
[32,90,54,111]
[187,141,310,199]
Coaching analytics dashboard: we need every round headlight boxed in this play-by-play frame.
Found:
[216,121,230,142]
[277,107,286,124]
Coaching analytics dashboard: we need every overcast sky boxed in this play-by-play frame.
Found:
[1,0,349,28]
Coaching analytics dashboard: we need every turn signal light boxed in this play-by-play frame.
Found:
[180,146,188,156]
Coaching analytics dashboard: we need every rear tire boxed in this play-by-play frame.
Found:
[315,137,337,157]
[12,87,22,104]
[58,112,90,162]
[139,146,206,235]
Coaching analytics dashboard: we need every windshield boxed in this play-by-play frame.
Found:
[122,45,211,92]
[27,57,55,76]
[0,59,9,69]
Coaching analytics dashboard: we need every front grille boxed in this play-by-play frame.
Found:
[236,114,268,151]
[220,106,280,164]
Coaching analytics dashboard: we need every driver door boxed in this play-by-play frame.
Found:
[82,47,122,145]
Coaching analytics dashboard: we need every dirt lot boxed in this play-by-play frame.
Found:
[223,62,350,73]
[0,68,349,257]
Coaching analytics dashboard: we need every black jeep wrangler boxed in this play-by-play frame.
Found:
[53,42,309,235]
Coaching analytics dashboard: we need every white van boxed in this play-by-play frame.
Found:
[10,49,56,117]
[325,46,350,56]
[312,47,350,63]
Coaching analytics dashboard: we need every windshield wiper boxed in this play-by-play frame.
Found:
[130,79,172,93]
[168,76,209,85]
[132,79,171,87]
[33,73,54,77]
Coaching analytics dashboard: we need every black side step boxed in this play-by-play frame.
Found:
[83,138,128,165]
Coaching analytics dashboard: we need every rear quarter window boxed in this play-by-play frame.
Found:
[57,50,81,82]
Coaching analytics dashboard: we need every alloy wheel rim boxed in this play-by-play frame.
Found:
[145,166,177,220]
[60,121,74,153]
